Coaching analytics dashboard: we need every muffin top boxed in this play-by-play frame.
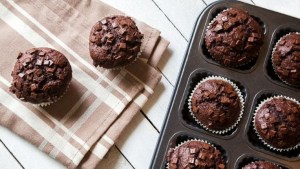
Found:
[242,161,280,169]
[167,140,225,169]
[272,33,300,86]
[89,15,143,69]
[205,8,264,67]
[254,97,300,149]
[9,47,72,104]
[191,78,242,131]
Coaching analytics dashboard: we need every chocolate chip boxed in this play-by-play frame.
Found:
[43,60,50,66]
[25,69,34,75]
[119,43,126,49]
[18,73,25,78]
[188,157,195,164]
[30,84,37,91]
[189,148,196,154]
[118,28,127,35]
[260,123,267,129]
[17,52,23,59]
[100,19,107,25]
[36,59,43,66]
[248,37,255,42]
[112,22,118,28]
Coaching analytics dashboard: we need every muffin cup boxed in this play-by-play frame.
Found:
[166,139,221,169]
[35,83,70,107]
[188,76,245,134]
[271,32,300,86]
[205,8,259,67]
[253,95,300,152]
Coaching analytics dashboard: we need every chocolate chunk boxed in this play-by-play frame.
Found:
[36,59,43,66]
[43,60,50,66]
[100,19,107,25]
[17,52,23,59]
[18,72,25,78]
[119,43,126,49]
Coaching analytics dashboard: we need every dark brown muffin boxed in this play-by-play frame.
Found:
[272,33,300,86]
[190,77,243,132]
[242,161,280,169]
[89,15,143,69]
[167,140,225,169]
[9,47,72,104]
[254,97,300,150]
[205,8,264,67]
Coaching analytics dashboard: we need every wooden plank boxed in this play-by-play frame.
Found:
[102,0,188,86]
[153,0,207,40]
[204,0,254,5]
[0,140,23,169]
[142,76,174,131]
[0,126,65,169]
[115,112,160,169]
[252,0,300,18]
[0,126,133,169]
[96,146,134,169]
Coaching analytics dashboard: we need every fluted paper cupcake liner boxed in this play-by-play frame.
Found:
[35,83,70,107]
[253,95,300,152]
[188,76,244,134]
[205,8,258,67]
[271,32,300,86]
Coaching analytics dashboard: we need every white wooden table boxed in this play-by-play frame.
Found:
[1,0,300,169]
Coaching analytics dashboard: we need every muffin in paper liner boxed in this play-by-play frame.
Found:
[35,83,70,107]
[89,14,144,70]
[253,95,300,152]
[242,160,281,169]
[166,139,226,169]
[9,47,72,106]
[188,76,245,134]
[205,8,264,68]
[271,32,300,87]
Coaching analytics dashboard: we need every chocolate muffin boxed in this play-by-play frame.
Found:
[167,140,225,169]
[254,96,300,150]
[205,8,264,67]
[9,47,72,104]
[89,15,143,69]
[242,161,280,169]
[272,33,300,86]
[189,77,243,133]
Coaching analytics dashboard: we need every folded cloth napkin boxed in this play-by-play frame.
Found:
[0,0,169,168]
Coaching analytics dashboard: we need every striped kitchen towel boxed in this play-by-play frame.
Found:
[0,0,169,168]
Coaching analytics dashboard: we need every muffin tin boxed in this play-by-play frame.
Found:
[150,1,300,169]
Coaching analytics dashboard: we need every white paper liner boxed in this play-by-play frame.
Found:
[271,32,300,86]
[34,83,70,107]
[242,161,282,169]
[188,76,245,134]
[92,14,144,70]
[253,95,300,152]
[205,8,259,67]
[166,139,222,169]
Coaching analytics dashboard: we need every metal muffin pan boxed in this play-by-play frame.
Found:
[151,0,300,169]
